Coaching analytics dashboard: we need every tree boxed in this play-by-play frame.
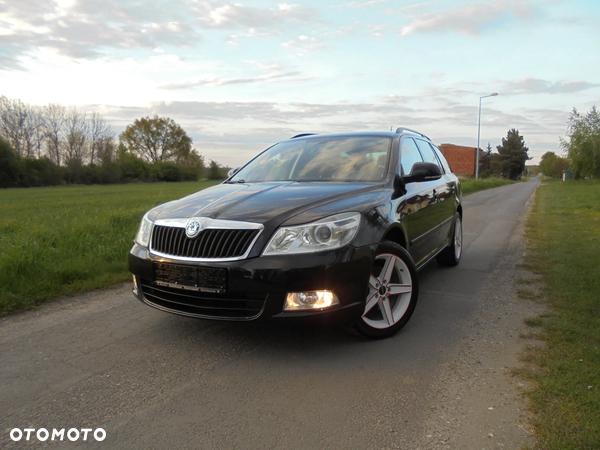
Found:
[44,103,66,165]
[120,116,192,163]
[478,142,493,178]
[539,151,557,176]
[491,129,530,180]
[96,136,116,165]
[207,160,226,180]
[174,145,204,180]
[539,151,569,178]
[88,112,113,165]
[561,106,600,178]
[0,96,44,158]
[63,108,87,164]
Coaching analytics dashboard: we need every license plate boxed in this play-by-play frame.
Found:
[153,263,227,293]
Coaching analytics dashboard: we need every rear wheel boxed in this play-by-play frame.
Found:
[437,213,462,266]
[354,241,419,339]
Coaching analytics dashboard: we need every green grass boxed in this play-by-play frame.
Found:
[460,177,517,195]
[522,179,600,449]
[0,181,220,315]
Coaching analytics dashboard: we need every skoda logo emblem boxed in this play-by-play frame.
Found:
[186,219,203,238]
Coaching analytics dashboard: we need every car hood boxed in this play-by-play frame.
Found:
[154,181,383,226]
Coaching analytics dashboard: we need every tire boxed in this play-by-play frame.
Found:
[354,241,419,339]
[436,213,462,267]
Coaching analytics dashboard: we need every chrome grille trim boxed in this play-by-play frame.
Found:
[149,218,263,262]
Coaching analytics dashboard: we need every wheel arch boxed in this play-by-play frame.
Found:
[381,225,408,250]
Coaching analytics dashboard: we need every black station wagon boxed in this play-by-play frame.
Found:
[129,128,462,338]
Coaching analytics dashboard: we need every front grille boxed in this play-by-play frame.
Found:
[139,279,266,320]
[151,226,260,259]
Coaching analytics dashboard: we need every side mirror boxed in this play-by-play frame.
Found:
[403,162,442,183]
[227,167,240,178]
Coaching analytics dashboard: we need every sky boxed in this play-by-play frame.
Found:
[1,0,599,167]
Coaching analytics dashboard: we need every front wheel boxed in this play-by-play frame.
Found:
[354,241,419,339]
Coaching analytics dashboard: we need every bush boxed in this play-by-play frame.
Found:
[119,153,150,181]
[149,161,183,182]
[100,162,123,184]
[0,139,21,188]
[20,157,65,187]
[1,143,219,188]
[181,165,201,181]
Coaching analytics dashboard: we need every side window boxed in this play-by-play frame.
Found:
[432,144,453,174]
[400,138,423,176]
[415,139,442,169]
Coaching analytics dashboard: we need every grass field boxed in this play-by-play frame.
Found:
[0,181,220,315]
[460,177,517,195]
[522,179,600,449]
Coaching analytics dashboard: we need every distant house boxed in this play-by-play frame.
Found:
[438,144,483,177]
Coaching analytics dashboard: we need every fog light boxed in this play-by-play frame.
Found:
[284,291,339,311]
[132,275,139,296]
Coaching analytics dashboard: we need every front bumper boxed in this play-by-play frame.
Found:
[129,243,376,322]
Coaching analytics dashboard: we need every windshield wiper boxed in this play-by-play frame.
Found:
[225,179,246,184]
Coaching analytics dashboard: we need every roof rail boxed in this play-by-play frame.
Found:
[291,133,316,139]
[395,127,431,142]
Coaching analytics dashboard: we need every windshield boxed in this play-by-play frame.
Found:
[230,136,391,183]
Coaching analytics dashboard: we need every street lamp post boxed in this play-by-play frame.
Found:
[476,93,498,179]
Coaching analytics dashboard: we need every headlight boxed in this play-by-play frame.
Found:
[263,212,361,255]
[134,212,154,247]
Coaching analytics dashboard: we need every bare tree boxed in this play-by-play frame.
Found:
[87,112,113,165]
[63,108,88,163]
[0,96,29,156]
[22,106,46,158]
[96,136,116,164]
[1,96,116,166]
[44,103,66,165]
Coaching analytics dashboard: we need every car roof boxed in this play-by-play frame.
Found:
[288,129,431,141]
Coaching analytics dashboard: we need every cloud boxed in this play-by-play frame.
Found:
[98,100,415,126]
[189,2,316,29]
[226,28,276,45]
[369,24,387,39]
[160,71,302,89]
[0,0,317,67]
[332,0,387,8]
[280,35,327,54]
[399,0,536,37]
[501,77,599,95]
[159,59,311,89]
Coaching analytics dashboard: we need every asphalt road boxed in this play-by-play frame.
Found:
[1,178,540,450]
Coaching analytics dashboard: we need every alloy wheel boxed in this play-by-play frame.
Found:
[362,253,413,330]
